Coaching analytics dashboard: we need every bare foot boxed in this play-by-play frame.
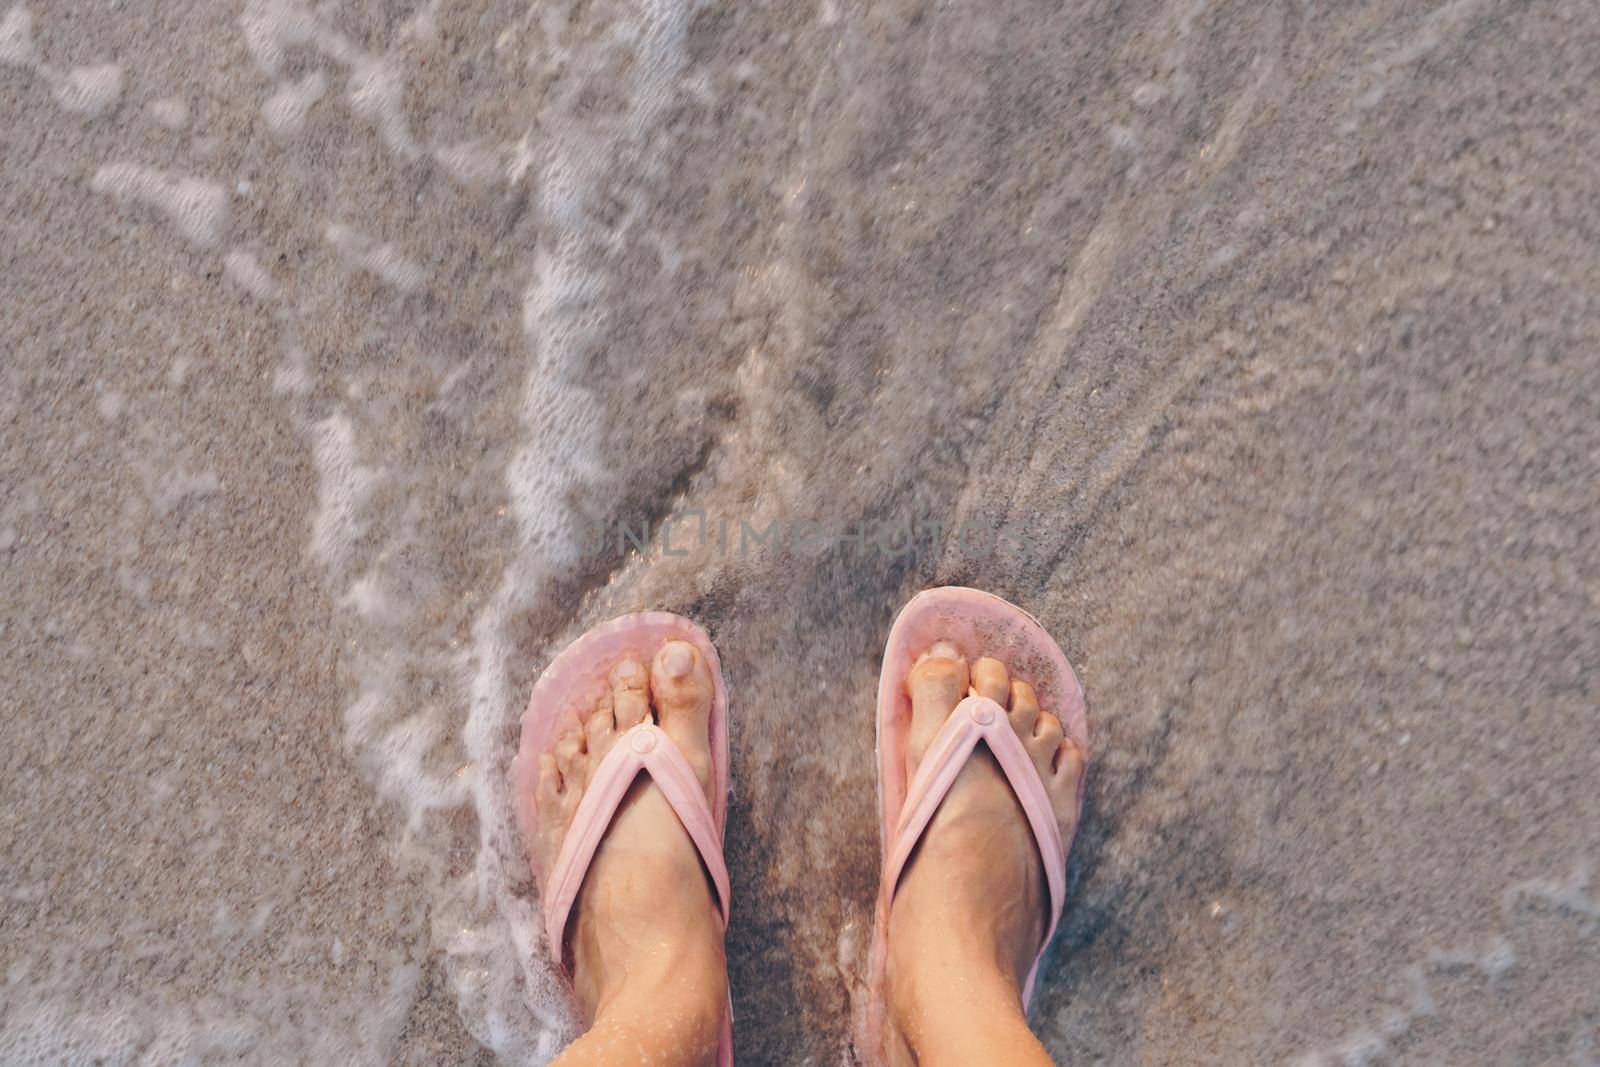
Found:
[884,643,1085,1067]
[534,640,727,1067]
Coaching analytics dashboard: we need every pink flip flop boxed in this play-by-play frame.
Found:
[861,586,1089,1063]
[511,612,734,1067]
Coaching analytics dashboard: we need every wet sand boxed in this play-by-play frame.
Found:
[2,0,1597,1063]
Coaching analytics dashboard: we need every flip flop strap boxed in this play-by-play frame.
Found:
[882,694,1067,1003]
[542,722,731,960]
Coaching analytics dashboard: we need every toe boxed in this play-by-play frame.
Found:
[1008,680,1040,736]
[649,639,716,794]
[610,657,651,729]
[554,711,586,782]
[533,751,574,877]
[1051,737,1086,839]
[538,752,563,800]
[907,641,969,767]
[649,640,714,722]
[909,643,969,710]
[972,657,1010,706]
[1029,712,1064,776]
[585,691,616,752]
[1053,736,1085,787]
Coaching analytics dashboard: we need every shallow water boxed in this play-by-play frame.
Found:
[3,0,1598,1063]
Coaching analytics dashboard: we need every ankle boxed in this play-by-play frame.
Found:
[582,936,726,1017]
[887,879,1051,1066]
[559,986,725,1067]
[888,954,1041,1065]
[576,934,727,1054]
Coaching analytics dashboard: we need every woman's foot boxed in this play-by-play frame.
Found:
[884,643,1085,1067]
[534,640,727,1067]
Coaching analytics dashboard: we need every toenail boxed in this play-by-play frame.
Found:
[928,640,961,660]
[972,702,996,725]
[613,660,645,685]
[660,643,693,678]
[630,728,658,754]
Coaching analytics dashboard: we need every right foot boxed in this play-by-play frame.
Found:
[534,640,727,1067]
[883,643,1085,1066]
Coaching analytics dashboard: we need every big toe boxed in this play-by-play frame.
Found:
[907,641,969,770]
[649,639,715,793]
[650,640,714,720]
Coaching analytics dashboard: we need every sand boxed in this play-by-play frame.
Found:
[2,0,1597,1063]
